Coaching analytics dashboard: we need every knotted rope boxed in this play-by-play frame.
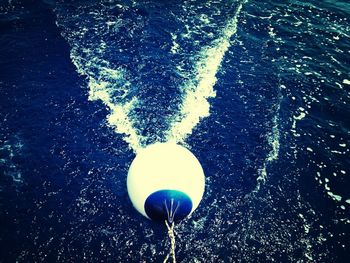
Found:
[163,220,176,263]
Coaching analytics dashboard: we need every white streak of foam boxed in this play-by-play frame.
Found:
[166,2,246,144]
[88,77,141,152]
[255,113,281,190]
[342,79,350,85]
[70,51,142,152]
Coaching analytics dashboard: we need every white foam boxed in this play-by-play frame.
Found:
[166,1,247,143]
[56,1,255,155]
[266,116,281,163]
[327,191,342,202]
[268,26,276,37]
[70,48,142,152]
[0,135,23,183]
[255,112,281,188]
[170,33,180,54]
[331,150,343,154]
[342,79,350,85]
[294,111,306,120]
[335,82,343,89]
[89,76,141,152]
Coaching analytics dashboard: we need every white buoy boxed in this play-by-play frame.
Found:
[127,142,205,222]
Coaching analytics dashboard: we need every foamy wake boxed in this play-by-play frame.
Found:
[60,2,247,153]
[166,2,247,144]
[70,50,143,153]
[254,113,280,192]
[253,83,284,192]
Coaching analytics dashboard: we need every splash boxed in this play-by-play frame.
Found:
[166,1,247,144]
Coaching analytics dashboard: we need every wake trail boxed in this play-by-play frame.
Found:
[54,4,144,153]
[55,1,248,153]
[166,1,247,144]
[71,54,143,153]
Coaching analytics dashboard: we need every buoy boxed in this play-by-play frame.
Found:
[127,142,205,223]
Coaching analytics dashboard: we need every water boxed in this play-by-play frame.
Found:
[1,0,349,262]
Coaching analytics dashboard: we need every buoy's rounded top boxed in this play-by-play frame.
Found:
[127,143,205,221]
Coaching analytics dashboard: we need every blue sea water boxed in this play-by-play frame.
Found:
[0,0,349,262]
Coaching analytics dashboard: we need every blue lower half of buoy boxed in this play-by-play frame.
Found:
[144,190,193,222]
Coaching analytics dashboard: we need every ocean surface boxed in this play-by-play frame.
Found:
[0,0,349,262]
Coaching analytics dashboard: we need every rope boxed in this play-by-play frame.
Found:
[163,220,176,263]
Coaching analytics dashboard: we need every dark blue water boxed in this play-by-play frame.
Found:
[1,0,349,262]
